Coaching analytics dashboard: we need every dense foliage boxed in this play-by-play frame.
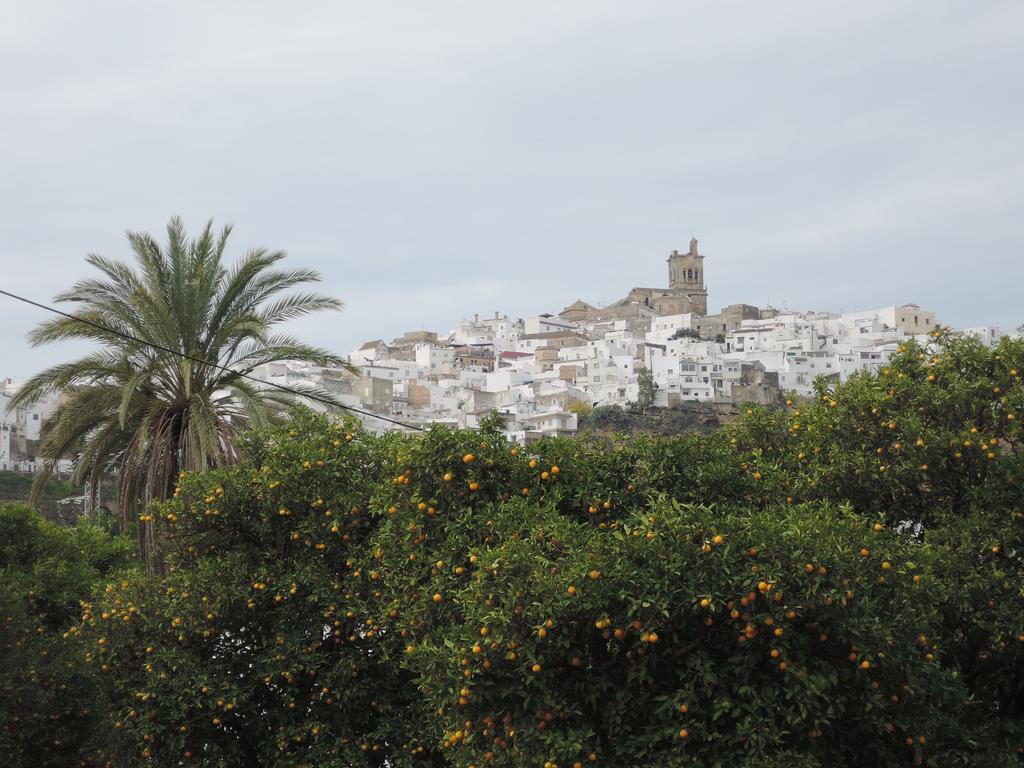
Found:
[635,367,655,411]
[0,504,135,767]
[0,469,80,502]
[3,332,1022,767]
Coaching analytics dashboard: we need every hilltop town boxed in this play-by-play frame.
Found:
[248,239,1008,441]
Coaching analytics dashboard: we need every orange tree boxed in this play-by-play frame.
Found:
[362,419,1010,767]
[0,503,134,768]
[68,362,1024,767]
[70,411,443,768]
[727,330,1024,749]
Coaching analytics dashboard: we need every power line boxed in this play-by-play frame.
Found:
[0,288,424,432]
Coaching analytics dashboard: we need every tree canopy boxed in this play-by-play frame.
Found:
[0,503,135,768]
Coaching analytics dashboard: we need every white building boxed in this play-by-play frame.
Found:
[524,314,575,335]
[646,313,696,344]
[316,295,982,440]
[414,344,455,374]
[840,304,937,335]
[1,379,62,470]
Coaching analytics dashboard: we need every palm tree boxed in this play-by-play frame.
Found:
[11,217,355,565]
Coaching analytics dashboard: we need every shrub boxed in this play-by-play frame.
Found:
[0,503,135,767]
[70,413,431,767]
[670,328,700,341]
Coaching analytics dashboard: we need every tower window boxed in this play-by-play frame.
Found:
[687,269,693,281]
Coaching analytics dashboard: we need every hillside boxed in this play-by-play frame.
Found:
[577,402,758,436]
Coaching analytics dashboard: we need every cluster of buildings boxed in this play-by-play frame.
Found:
[253,239,1011,442]
[2,239,1015,466]
[0,378,68,472]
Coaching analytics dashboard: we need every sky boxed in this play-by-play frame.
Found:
[2,1,1022,378]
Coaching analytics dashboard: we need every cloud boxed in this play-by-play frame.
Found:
[2,1,1023,376]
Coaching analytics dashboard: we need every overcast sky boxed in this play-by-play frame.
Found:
[2,1,1022,378]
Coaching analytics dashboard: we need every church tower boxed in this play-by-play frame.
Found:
[667,238,708,314]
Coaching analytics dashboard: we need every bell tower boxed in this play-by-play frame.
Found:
[666,238,708,314]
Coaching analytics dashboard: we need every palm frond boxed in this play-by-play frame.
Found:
[23,217,348,570]
[257,292,344,324]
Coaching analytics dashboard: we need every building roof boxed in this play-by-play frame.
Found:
[499,351,534,359]
[520,330,589,341]
[359,339,384,350]
[455,347,495,358]
[560,299,596,313]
